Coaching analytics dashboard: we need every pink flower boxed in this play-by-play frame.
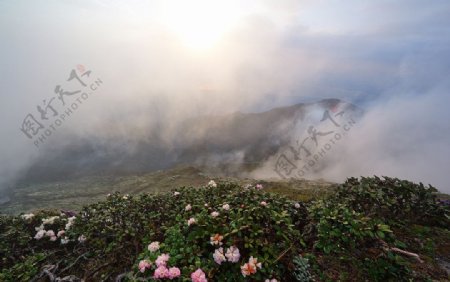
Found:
[256,184,263,190]
[210,211,219,218]
[210,234,223,246]
[294,202,301,209]
[260,201,267,207]
[191,268,207,282]
[213,247,226,265]
[222,204,230,210]
[249,256,262,269]
[138,260,151,273]
[225,246,240,263]
[49,236,57,241]
[57,230,65,237]
[168,267,181,279]
[241,256,262,277]
[148,241,160,252]
[154,265,169,278]
[241,262,257,277]
[265,279,278,282]
[188,217,196,226]
[46,230,55,237]
[155,253,170,267]
[185,204,192,211]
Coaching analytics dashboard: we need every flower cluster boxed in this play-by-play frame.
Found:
[187,217,196,226]
[210,234,223,246]
[21,213,35,220]
[65,216,76,230]
[138,260,151,273]
[191,268,207,282]
[241,256,262,277]
[34,229,57,241]
[148,241,160,252]
[225,246,240,263]
[209,233,241,269]
[207,180,217,188]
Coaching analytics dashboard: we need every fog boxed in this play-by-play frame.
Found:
[1,0,450,194]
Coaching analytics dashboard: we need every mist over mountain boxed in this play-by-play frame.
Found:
[2,0,450,198]
[18,98,362,184]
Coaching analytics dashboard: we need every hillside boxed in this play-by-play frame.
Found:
[1,175,449,281]
[0,166,336,215]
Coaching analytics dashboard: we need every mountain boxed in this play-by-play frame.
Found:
[18,98,363,183]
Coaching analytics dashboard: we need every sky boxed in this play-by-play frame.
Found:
[1,0,450,193]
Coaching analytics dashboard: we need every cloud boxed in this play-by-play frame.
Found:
[1,0,450,195]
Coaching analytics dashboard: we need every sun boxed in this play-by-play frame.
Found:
[159,0,243,50]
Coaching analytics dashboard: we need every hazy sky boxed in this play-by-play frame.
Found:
[1,0,450,192]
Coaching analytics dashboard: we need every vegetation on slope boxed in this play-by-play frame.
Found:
[0,177,449,281]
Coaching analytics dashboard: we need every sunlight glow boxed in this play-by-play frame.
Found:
[160,0,243,50]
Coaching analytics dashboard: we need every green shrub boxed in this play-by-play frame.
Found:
[333,176,449,226]
[307,200,393,254]
[292,255,312,282]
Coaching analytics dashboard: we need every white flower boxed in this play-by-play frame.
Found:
[123,194,129,200]
[210,211,219,218]
[46,230,55,237]
[213,247,226,265]
[208,180,217,188]
[61,237,69,244]
[34,229,46,240]
[21,213,34,220]
[65,216,76,230]
[57,230,65,237]
[78,235,87,243]
[210,234,223,246]
[260,201,267,207]
[204,203,209,207]
[42,216,59,225]
[188,218,196,226]
[148,241,160,252]
[35,224,44,231]
[249,256,262,269]
[185,204,192,211]
[174,191,180,196]
[294,203,301,209]
[222,204,230,211]
[225,246,241,263]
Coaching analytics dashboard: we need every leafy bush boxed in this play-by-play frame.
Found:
[130,183,304,281]
[307,200,393,254]
[292,255,312,282]
[0,176,448,281]
[333,176,449,226]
